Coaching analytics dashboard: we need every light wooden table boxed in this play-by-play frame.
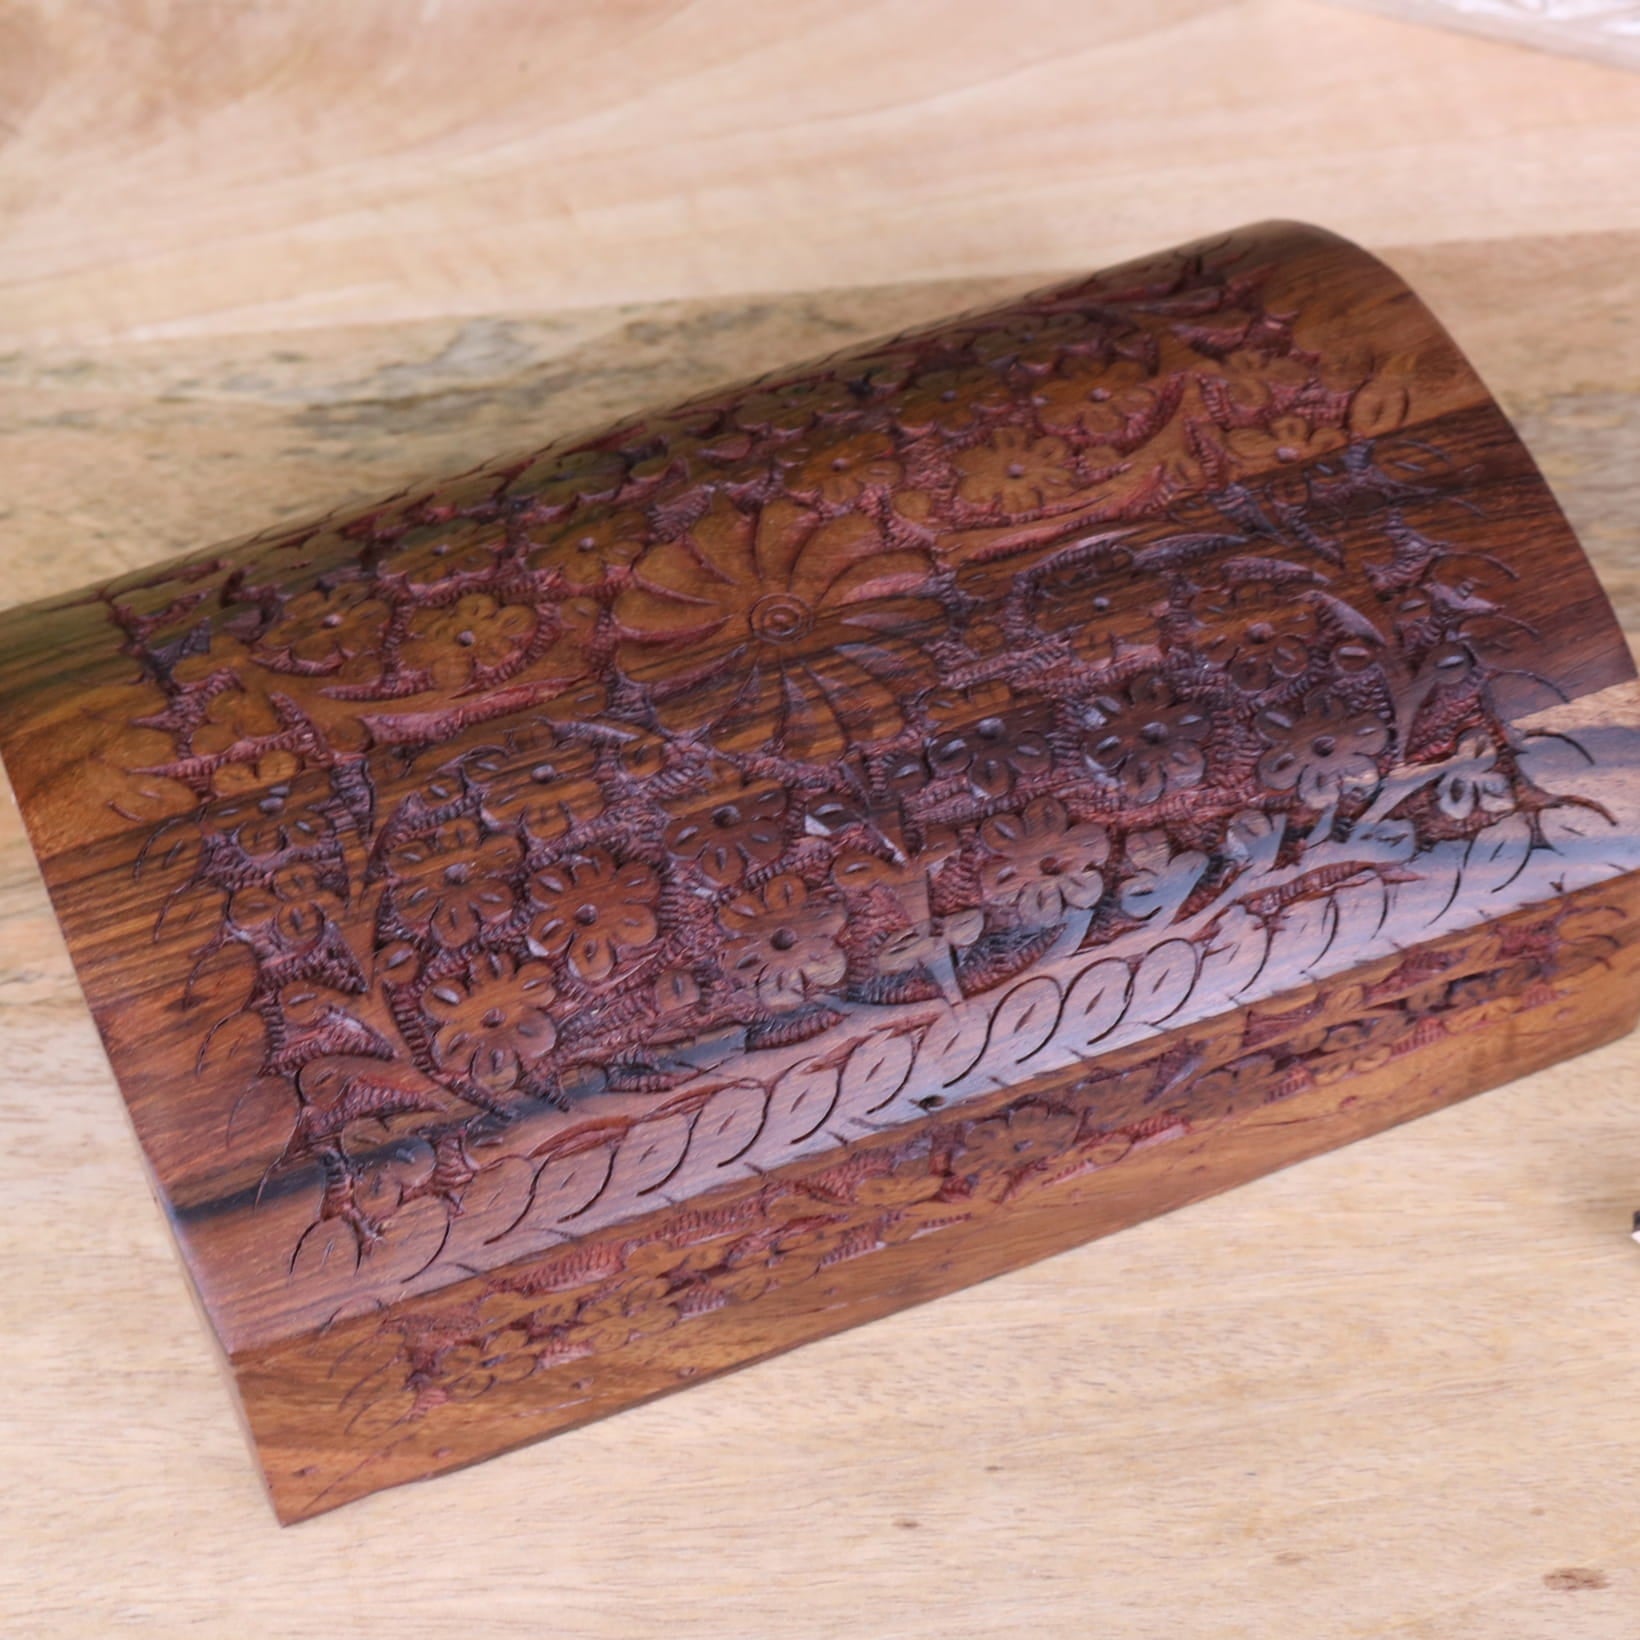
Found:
[1,4,1639,1636]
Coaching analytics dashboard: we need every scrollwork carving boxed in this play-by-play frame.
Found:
[77,225,1635,1313]
[4,223,1634,1521]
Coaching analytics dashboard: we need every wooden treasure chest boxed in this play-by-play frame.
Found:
[0,221,1635,1521]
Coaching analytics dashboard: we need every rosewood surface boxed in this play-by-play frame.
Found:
[0,221,1634,1521]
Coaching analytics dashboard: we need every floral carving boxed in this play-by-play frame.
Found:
[614,498,935,757]
[526,850,661,984]
[978,798,1109,927]
[792,431,901,507]
[514,447,627,514]
[204,773,333,858]
[1226,416,1347,468]
[896,367,1011,436]
[229,862,342,946]
[79,222,1614,1335]
[1118,830,1208,925]
[1435,732,1513,821]
[260,581,389,676]
[401,595,535,689]
[953,427,1076,512]
[1194,584,1318,693]
[387,820,520,948]
[876,910,986,990]
[426,953,559,1097]
[338,880,1615,1488]
[1069,362,1180,451]
[664,786,787,887]
[1213,348,1314,404]
[527,506,648,589]
[477,762,586,844]
[1081,675,1209,803]
[924,684,1054,798]
[189,679,303,796]
[733,376,858,438]
[467,728,598,845]
[393,536,501,593]
[721,876,847,1012]
[1257,691,1391,806]
[972,311,1105,375]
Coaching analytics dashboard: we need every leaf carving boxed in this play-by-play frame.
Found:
[1195,906,1269,1004]
[443,1155,536,1263]
[1463,813,1534,900]
[753,1058,838,1158]
[1060,958,1131,1052]
[917,1004,992,1090]
[1225,809,1284,877]
[984,976,1065,1067]
[674,1082,767,1183]
[833,1030,915,1130]
[598,1113,693,1207]
[1266,895,1338,978]
[1130,939,1198,1024]
[1119,832,1208,927]
[522,1139,615,1232]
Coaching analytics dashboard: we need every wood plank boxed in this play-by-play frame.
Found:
[5,0,1640,345]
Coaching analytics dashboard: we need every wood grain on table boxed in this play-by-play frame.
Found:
[2,1,1639,1634]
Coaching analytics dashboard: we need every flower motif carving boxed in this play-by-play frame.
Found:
[614,498,936,757]
[876,910,986,986]
[229,862,342,946]
[205,773,333,858]
[467,730,598,846]
[924,684,1054,799]
[972,311,1105,375]
[187,674,302,795]
[1435,732,1513,821]
[791,431,901,507]
[513,447,628,515]
[953,427,1076,512]
[1193,585,1318,693]
[721,876,847,1013]
[426,953,559,1097]
[665,786,788,887]
[733,377,858,438]
[896,368,1011,436]
[527,506,649,589]
[1081,675,1209,804]
[978,798,1109,928]
[86,222,1582,1308]
[1257,692,1391,806]
[526,850,661,984]
[401,595,536,689]
[387,821,520,948]
[260,581,389,677]
[1226,416,1348,468]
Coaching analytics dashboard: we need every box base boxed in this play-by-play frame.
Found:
[239,873,1640,1521]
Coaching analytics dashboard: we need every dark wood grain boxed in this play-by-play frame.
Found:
[0,220,1635,1522]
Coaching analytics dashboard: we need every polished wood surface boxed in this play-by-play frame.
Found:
[1,221,1636,1523]
[1,250,1638,1628]
[3,0,1640,1623]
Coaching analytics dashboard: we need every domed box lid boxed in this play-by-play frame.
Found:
[1,221,1635,1518]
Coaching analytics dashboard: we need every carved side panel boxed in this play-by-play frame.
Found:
[0,224,1632,1360]
[241,869,1640,1519]
[1,219,1637,1526]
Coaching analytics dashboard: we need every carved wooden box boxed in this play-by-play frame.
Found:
[0,222,1635,1523]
